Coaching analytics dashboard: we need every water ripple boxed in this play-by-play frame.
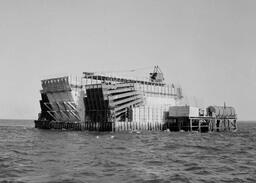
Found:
[0,121,256,182]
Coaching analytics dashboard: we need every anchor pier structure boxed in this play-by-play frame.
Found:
[35,66,237,132]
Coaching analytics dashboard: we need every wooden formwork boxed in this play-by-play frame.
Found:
[34,120,83,130]
[35,116,237,132]
[84,82,143,126]
[115,121,163,132]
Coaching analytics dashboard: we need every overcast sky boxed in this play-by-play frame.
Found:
[0,0,255,120]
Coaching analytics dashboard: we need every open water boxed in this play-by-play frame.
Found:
[0,119,255,183]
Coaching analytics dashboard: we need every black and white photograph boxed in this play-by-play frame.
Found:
[0,0,255,182]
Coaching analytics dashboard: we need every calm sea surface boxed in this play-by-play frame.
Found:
[0,120,255,183]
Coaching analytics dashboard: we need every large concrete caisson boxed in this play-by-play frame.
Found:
[38,76,85,123]
[35,67,185,131]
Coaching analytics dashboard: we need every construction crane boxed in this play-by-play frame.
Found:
[84,65,165,83]
[149,65,165,83]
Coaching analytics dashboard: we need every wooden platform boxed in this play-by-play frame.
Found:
[164,116,237,132]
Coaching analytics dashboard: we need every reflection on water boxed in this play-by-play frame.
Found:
[0,120,256,183]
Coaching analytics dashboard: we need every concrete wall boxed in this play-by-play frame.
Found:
[40,76,84,122]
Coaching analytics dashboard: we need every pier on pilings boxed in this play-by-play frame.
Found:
[163,116,237,132]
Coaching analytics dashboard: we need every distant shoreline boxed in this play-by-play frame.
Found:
[0,119,34,121]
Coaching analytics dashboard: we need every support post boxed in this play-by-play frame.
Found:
[112,113,115,132]
[198,120,201,132]
[190,119,192,132]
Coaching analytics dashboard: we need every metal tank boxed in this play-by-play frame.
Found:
[207,106,236,118]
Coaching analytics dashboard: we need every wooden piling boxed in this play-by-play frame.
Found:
[190,119,192,132]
